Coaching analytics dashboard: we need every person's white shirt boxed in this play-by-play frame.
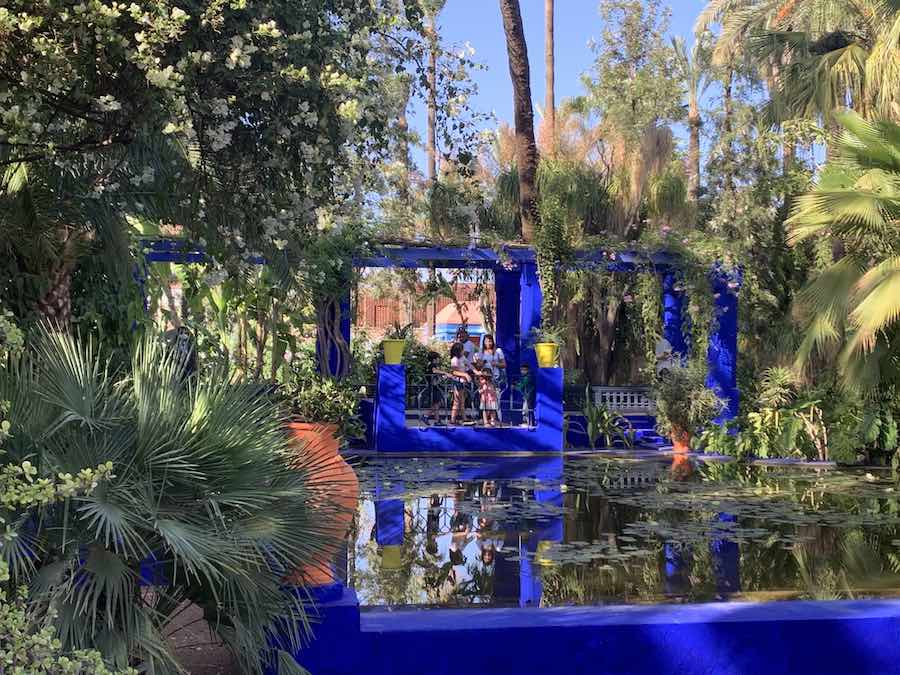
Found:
[476,347,506,378]
[450,355,468,379]
[461,340,476,368]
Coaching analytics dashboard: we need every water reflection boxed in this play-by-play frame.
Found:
[349,454,900,609]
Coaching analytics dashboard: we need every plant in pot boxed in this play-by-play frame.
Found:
[285,370,363,585]
[382,321,415,365]
[529,324,565,368]
[287,370,366,451]
[653,363,724,453]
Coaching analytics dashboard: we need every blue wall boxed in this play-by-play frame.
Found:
[276,590,900,675]
[707,268,740,422]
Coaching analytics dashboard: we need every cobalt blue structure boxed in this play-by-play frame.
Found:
[139,240,741,444]
[354,245,740,451]
[374,363,564,452]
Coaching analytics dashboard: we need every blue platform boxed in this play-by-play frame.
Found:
[374,364,564,452]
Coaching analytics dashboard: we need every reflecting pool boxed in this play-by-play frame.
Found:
[346,453,900,609]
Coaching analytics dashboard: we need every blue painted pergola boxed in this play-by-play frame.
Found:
[140,240,740,444]
[353,245,740,424]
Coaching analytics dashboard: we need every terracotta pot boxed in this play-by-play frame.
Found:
[670,426,693,480]
[285,422,359,587]
[670,427,692,454]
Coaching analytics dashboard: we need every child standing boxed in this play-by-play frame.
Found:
[515,363,535,427]
[423,351,447,425]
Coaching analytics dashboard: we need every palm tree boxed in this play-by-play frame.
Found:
[698,0,900,125]
[0,330,347,673]
[789,111,900,389]
[499,0,540,242]
[673,36,714,203]
[545,0,556,153]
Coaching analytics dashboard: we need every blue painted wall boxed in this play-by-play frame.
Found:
[276,591,900,675]
[661,269,689,357]
[707,268,741,422]
[374,364,563,452]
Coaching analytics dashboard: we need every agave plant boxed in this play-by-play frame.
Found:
[789,111,900,389]
[0,329,345,673]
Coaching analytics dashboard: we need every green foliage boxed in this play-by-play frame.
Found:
[0,329,339,673]
[653,363,724,437]
[790,112,900,390]
[528,324,566,348]
[384,322,416,340]
[585,0,685,142]
[583,391,634,448]
[286,359,364,440]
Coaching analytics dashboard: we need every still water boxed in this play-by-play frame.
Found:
[347,453,900,609]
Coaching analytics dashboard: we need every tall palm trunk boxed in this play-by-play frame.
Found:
[544,0,555,153]
[499,0,539,242]
[396,76,412,206]
[687,94,702,202]
[425,13,439,327]
[426,17,438,185]
[722,66,735,194]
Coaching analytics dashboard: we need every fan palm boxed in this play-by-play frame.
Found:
[0,329,346,673]
[789,111,900,389]
[0,132,201,326]
[698,0,900,124]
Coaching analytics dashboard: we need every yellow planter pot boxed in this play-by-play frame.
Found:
[381,544,402,570]
[534,342,559,368]
[382,339,406,365]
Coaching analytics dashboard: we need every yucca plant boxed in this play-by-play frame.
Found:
[789,111,900,389]
[0,329,345,673]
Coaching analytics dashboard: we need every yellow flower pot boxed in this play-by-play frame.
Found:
[382,339,406,365]
[534,342,559,368]
[536,540,555,567]
[381,544,402,570]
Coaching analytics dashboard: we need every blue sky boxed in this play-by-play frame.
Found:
[408,0,710,168]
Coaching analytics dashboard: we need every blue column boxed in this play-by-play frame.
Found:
[375,499,405,547]
[494,266,522,378]
[710,512,741,597]
[519,261,542,371]
[707,267,740,423]
[663,542,693,596]
[535,367,564,451]
[661,269,688,357]
[374,364,406,452]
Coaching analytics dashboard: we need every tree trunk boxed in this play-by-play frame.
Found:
[426,17,438,185]
[396,76,412,206]
[722,66,735,194]
[687,95,701,203]
[36,228,82,328]
[36,263,75,328]
[544,0,555,153]
[499,0,539,242]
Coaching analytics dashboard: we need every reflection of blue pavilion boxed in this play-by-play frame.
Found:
[370,456,564,608]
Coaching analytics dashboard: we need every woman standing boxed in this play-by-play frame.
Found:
[475,334,505,427]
